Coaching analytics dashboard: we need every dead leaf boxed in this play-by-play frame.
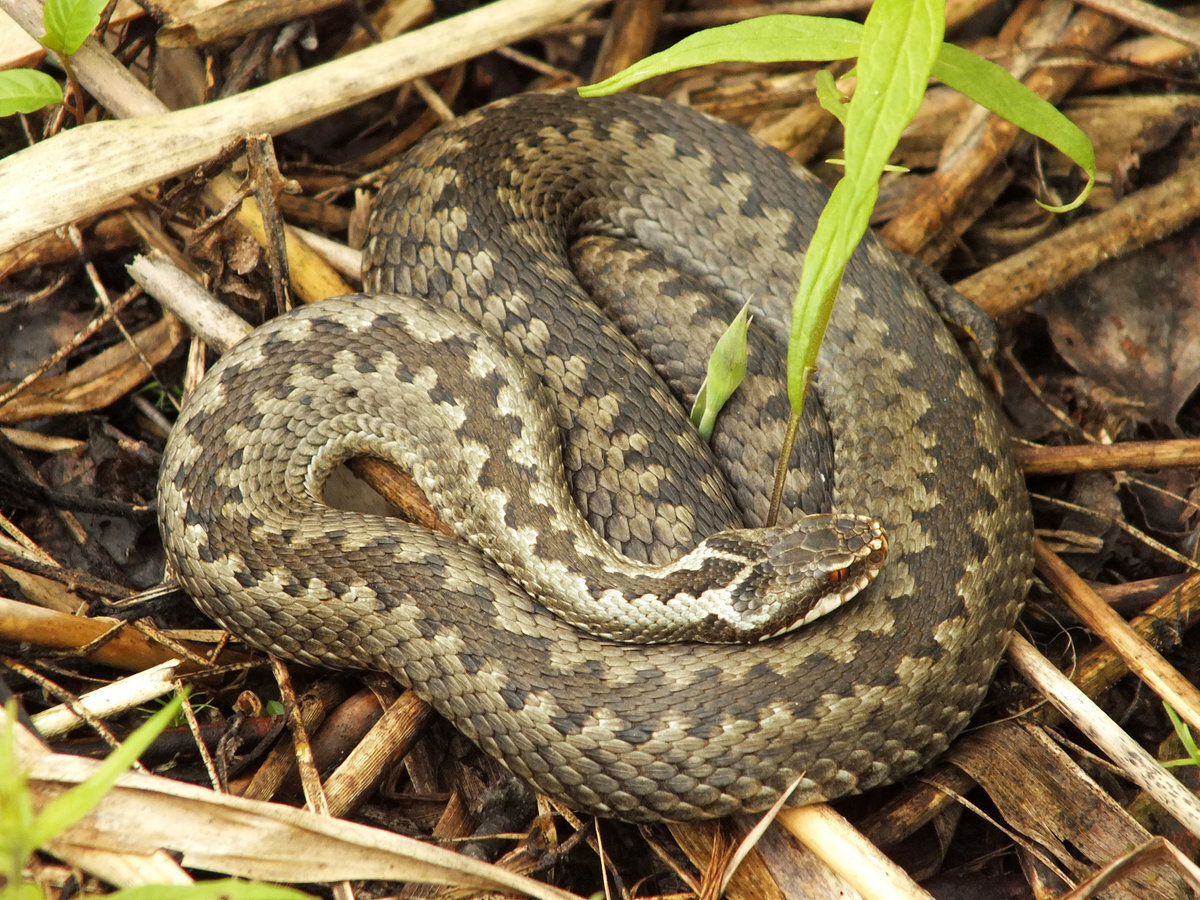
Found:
[950,720,1189,900]
[1039,223,1200,426]
[0,315,185,423]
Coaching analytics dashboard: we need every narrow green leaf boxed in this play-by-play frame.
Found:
[27,692,187,848]
[932,42,1095,211]
[580,15,863,96]
[0,69,63,116]
[1165,702,1200,764]
[42,0,109,55]
[690,303,751,442]
[108,879,314,900]
[10,882,44,900]
[786,0,943,411]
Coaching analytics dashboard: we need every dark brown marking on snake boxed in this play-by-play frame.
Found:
[282,580,306,598]
[457,652,484,675]
[233,570,258,588]
[500,686,529,711]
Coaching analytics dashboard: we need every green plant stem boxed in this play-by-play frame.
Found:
[58,55,84,124]
[766,406,803,527]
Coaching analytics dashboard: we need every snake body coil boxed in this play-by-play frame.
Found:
[158,92,1033,822]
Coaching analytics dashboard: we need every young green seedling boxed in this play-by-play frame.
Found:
[0,0,110,119]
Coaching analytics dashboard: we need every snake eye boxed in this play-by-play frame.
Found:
[828,568,848,586]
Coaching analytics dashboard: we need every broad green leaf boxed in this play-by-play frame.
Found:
[42,0,108,55]
[691,303,751,441]
[109,880,314,899]
[932,42,1095,211]
[0,69,62,116]
[580,15,863,96]
[27,692,186,848]
[786,0,943,410]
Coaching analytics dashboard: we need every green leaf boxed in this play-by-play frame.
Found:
[932,42,1095,211]
[580,17,1096,211]
[1164,702,1200,766]
[108,879,314,899]
[824,158,911,174]
[578,6,1097,423]
[580,15,863,96]
[42,0,108,55]
[814,68,848,126]
[786,0,943,411]
[0,69,63,116]
[690,303,751,441]
[27,691,187,848]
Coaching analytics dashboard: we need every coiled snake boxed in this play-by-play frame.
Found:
[158,92,1033,822]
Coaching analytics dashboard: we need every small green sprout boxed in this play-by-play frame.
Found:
[1162,702,1200,769]
[691,303,751,442]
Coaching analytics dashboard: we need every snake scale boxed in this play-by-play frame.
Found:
[158,91,1033,822]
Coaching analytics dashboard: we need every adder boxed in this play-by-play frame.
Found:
[157,91,1033,823]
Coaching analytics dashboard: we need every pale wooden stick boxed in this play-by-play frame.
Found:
[127,252,250,352]
[1008,634,1200,840]
[779,804,932,899]
[1035,538,1200,739]
[30,660,181,739]
[1074,0,1200,50]
[0,0,607,253]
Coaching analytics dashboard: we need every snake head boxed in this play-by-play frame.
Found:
[760,513,888,637]
[681,513,888,643]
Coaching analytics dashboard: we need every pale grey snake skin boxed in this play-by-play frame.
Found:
[158,91,1033,822]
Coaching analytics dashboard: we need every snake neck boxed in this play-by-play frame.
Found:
[583,517,888,643]
[260,298,890,645]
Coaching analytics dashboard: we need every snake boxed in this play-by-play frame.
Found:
[157,91,1033,823]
